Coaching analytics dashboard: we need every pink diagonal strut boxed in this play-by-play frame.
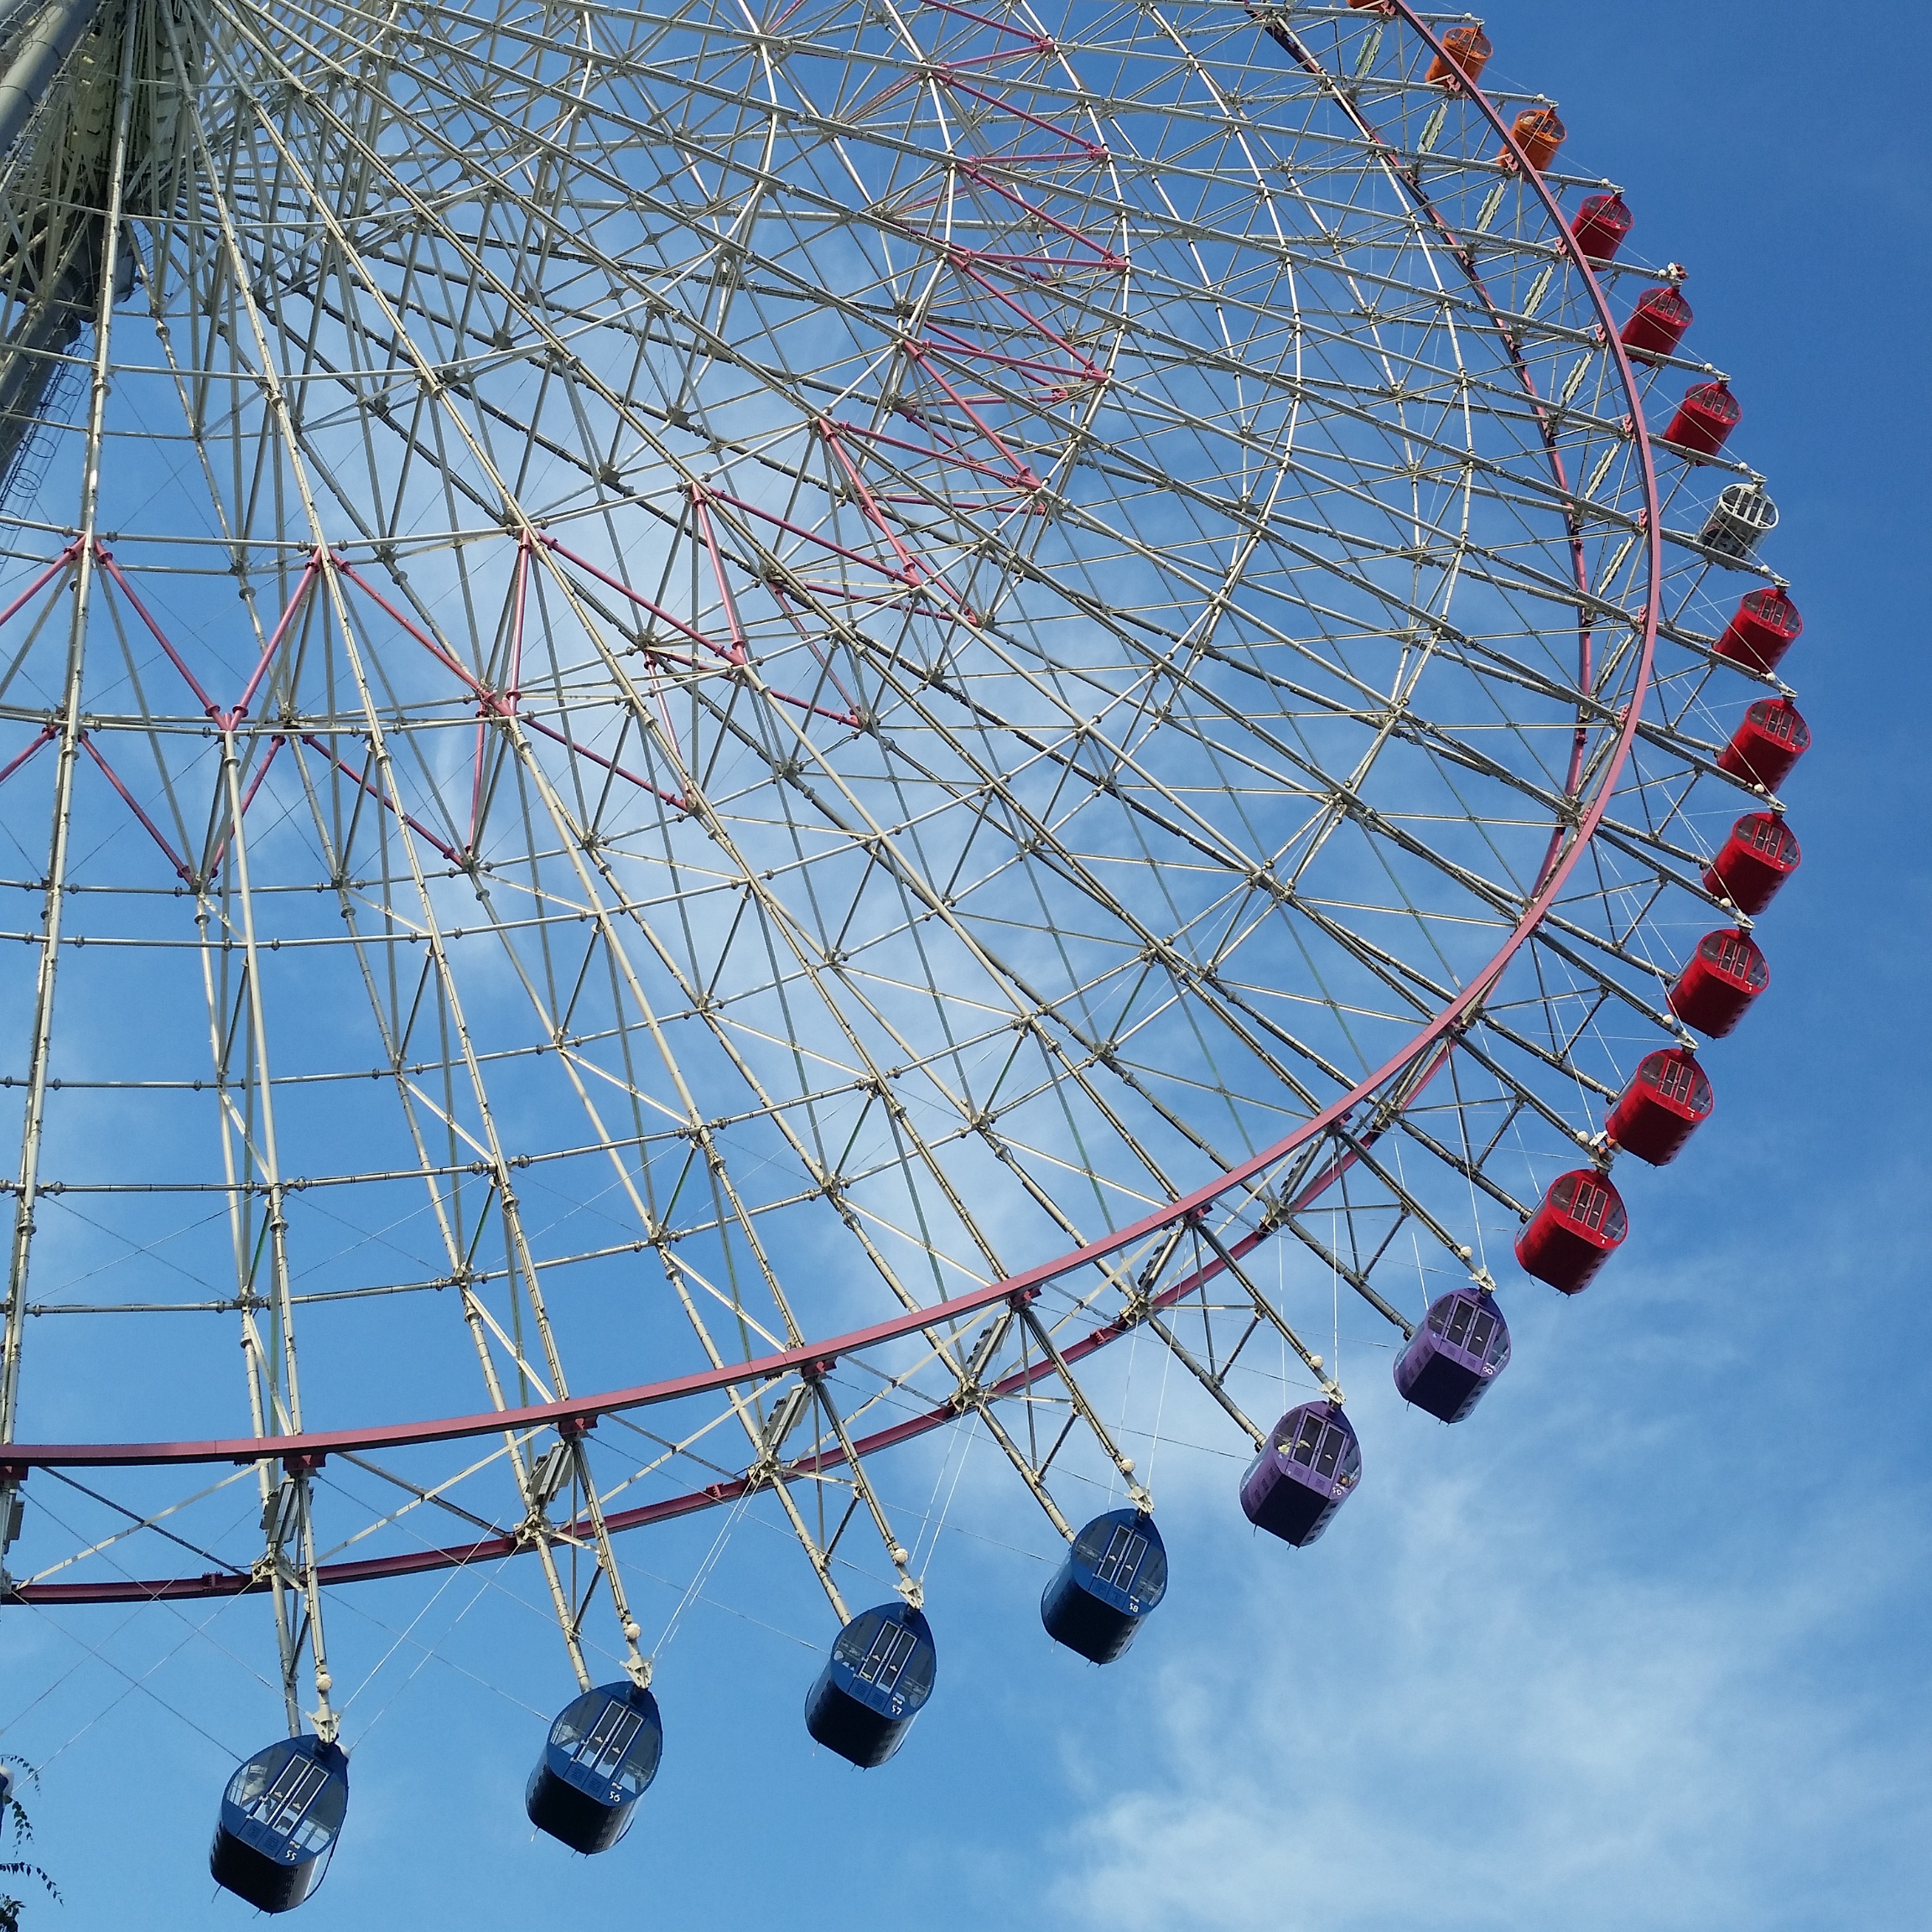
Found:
[687,484,750,665]
[297,733,463,866]
[0,540,81,632]
[92,545,221,720]
[203,734,285,881]
[0,726,55,788]
[79,735,193,881]
[543,527,860,726]
[226,553,322,729]
[521,714,686,812]
[334,556,491,701]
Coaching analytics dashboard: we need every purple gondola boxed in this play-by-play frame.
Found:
[1239,1400,1361,1546]
[1394,1290,1512,1423]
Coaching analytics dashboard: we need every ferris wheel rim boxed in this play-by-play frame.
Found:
[0,0,1666,1512]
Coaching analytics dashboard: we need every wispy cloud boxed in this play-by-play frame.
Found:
[1046,1408,1930,1932]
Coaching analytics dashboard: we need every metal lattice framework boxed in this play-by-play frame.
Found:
[0,0,1800,1748]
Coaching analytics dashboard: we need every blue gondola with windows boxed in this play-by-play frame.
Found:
[1041,1508,1167,1664]
[208,1733,349,1914]
[526,1680,663,1854]
[804,1601,937,1768]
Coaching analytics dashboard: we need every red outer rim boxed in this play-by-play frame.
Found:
[2,7,1666,1597]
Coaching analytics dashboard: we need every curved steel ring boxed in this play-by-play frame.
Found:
[3,3,1666,1605]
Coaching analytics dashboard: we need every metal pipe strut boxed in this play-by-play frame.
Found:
[0,0,130,1583]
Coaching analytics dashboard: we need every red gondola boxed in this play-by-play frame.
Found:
[1516,1170,1627,1295]
[1663,380,1740,457]
[1716,697,1810,792]
[1427,23,1491,86]
[1713,587,1802,676]
[1619,285,1692,357]
[1570,191,1632,263]
[1668,929,1768,1038]
[1506,107,1566,172]
[1702,812,1800,915]
[1605,1048,1713,1166]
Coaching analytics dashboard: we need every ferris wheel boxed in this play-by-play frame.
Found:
[0,0,1810,1906]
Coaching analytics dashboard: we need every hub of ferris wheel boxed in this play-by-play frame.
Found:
[0,0,1810,1908]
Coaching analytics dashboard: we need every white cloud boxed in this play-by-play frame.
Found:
[1045,1442,1929,1932]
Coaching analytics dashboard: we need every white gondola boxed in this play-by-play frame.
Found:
[1701,480,1779,560]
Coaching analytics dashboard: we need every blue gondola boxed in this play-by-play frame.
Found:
[208,1734,349,1914]
[803,1601,937,1768]
[1041,1508,1167,1664]
[1394,1288,1511,1423]
[526,1680,663,1854]
[0,1763,13,1808]
[1239,1400,1362,1546]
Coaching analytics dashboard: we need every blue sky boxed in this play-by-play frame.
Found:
[4,1,1930,1926]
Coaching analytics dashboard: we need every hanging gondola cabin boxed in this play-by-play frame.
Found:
[1702,812,1801,916]
[1714,587,1803,677]
[1605,1047,1714,1166]
[1041,1508,1169,1665]
[1570,190,1633,262]
[804,1602,937,1768]
[1700,482,1779,562]
[1426,23,1491,86]
[526,1681,663,1854]
[1716,697,1810,792]
[1239,1400,1361,1547]
[1394,1289,1512,1423]
[1620,285,1692,358]
[1662,379,1741,458]
[1506,106,1566,171]
[1668,929,1769,1038]
[1515,1170,1627,1295]
[209,1735,350,1914]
